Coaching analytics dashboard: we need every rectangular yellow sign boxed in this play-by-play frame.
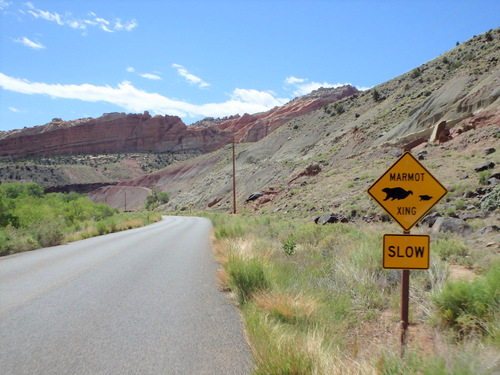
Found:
[383,234,430,270]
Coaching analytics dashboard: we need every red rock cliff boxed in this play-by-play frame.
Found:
[0,112,234,158]
[0,85,358,158]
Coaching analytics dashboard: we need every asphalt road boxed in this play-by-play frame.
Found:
[0,216,253,374]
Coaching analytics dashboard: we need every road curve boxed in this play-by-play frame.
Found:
[0,216,252,374]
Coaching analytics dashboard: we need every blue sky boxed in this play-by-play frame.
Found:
[0,0,499,132]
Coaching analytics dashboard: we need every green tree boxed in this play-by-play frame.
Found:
[145,190,169,210]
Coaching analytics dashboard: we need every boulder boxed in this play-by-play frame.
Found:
[459,212,482,220]
[474,162,495,172]
[430,121,450,143]
[483,147,496,156]
[420,212,442,227]
[475,225,500,235]
[207,197,222,208]
[314,213,348,225]
[245,192,263,203]
[488,172,500,186]
[402,137,427,151]
[430,217,473,236]
[489,177,500,186]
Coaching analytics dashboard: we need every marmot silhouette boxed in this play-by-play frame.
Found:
[419,195,432,201]
[382,187,413,201]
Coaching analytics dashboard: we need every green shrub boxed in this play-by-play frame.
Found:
[227,256,269,304]
[282,235,296,256]
[0,229,12,256]
[454,199,466,210]
[433,261,500,337]
[410,67,422,79]
[333,102,345,115]
[478,170,491,185]
[145,190,170,210]
[481,186,499,211]
[434,238,468,261]
[96,221,109,235]
[35,220,64,247]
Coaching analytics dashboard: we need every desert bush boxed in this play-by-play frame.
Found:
[34,219,65,247]
[433,237,469,262]
[433,261,500,338]
[96,221,109,235]
[0,228,12,256]
[333,103,345,115]
[478,170,491,185]
[481,185,499,211]
[410,67,422,79]
[454,199,466,210]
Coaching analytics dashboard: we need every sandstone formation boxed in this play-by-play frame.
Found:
[0,86,358,159]
[0,112,233,159]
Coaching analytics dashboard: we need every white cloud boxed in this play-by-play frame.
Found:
[22,3,137,34]
[172,64,210,88]
[140,73,162,80]
[126,67,135,73]
[285,76,347,96]
[0,73,290,121]
[14,36,45,49]
[27,7,63,25]
[0,0,11,10]
[285,76,306,85]
[9,107,20,112]
[285,75,369,94]
[123,19,137,31]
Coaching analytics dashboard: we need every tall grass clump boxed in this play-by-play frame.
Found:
[227,255,270,304]
[433,260,500,338]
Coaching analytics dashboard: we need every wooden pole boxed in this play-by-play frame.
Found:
[232,140,236,214]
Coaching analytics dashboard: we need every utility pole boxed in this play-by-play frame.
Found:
[232,138,237,214]
[124,190,127,212]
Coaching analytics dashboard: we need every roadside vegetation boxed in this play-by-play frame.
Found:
[0,182,161,256]
[209,213,499,374]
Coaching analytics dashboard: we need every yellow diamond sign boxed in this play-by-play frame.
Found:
[367,151,448,231]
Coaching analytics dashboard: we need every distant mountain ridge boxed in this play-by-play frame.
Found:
[0,85,358,159]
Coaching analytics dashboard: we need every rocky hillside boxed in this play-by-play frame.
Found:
[88,28,499,213]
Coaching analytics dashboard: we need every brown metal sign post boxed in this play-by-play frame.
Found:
[400,231,410,356]
[367,151,447,356]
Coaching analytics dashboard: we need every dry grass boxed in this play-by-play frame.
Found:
[209,212,500,374]
[116,218,144,230]
[253,290,319,323]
